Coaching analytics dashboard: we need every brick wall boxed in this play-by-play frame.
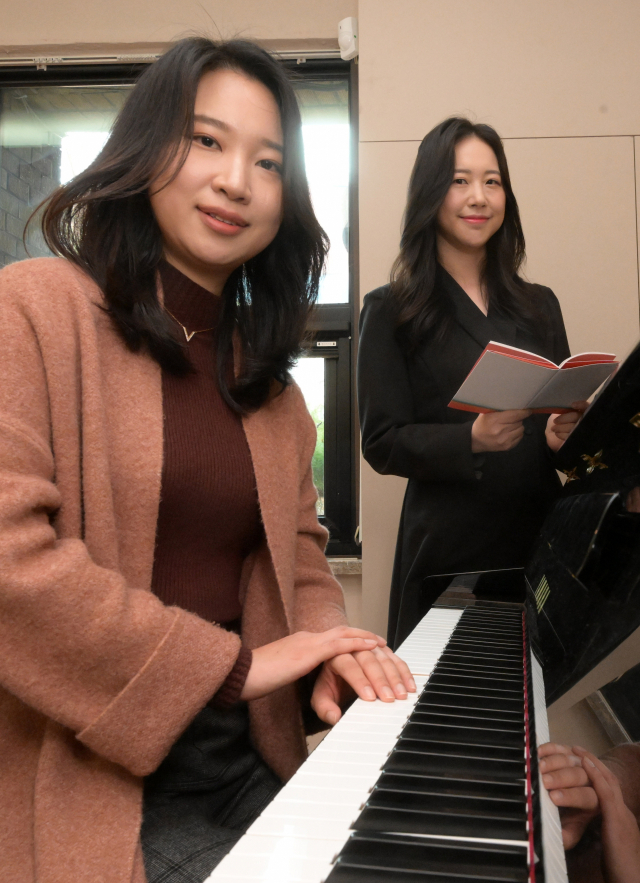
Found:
[0,145,61,268]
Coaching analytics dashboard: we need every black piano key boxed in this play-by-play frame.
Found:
[435,663,523,681]
[367,785,525,815]
[446,633,522,645]
[434,642,521,656]
[438,650,523,672]
[394,737,524,760]
[420,685,523,711]
[325,833,529,882]
[383,746,525,780]
[355,787,527,840]
[375,771,525,801]
[403,720,524,746]
[426,673,523,693]
[353,804,526,841]
[409,709,524,730]
[436,650,524,678]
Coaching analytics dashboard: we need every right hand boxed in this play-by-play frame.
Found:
[239,626,385,702]
[471,409,531,453]
[580,748,640,883]
[539,742,601,849]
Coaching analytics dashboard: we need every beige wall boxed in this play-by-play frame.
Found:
[358,0,640,637]
[0,0,356,55]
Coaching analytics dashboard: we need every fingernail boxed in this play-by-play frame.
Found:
[328,711,339,725]
[382,686,395,700]
[554,790,563,800]
[363,686,375,700]
[409,679,416,691]
[394,684,407,698]
[364,639,377,645]
[539,759,547,771]
[585,758,595,767]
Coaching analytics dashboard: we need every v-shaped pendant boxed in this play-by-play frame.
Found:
[165,308,214,341]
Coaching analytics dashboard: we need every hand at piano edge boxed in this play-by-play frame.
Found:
[239,627,415,716]
[580,748,640,883]
[545,400,589,452]
[310,645,417,726]
[539,742,600,849]
[539,741,640,883]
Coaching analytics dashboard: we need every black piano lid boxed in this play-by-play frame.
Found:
[553,338,640,493]
[526,338,640,705]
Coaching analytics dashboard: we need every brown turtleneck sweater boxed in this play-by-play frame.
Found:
[152,261,259,703]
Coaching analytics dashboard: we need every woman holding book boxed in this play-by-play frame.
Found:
[358,117,584,647]
[0,38,413,883]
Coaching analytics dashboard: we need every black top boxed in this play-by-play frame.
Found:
[358,268,571,646]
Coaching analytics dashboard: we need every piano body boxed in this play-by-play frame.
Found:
[207,342,640,883]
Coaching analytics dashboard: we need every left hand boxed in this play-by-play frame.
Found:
[546,400,589,452]
[311,645,416,726]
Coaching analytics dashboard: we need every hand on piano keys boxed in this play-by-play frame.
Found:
[312,645,417,726]
[240,627,416,726]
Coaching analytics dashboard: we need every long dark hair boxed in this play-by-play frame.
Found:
[40,38,327,411]
[390,117,539,349]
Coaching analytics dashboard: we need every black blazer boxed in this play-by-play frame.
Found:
[358,269,570,647]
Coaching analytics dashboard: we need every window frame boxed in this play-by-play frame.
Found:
[0,54,360,557]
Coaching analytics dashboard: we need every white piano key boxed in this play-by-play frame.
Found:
[248,815,354,842]
[395,608,464,675]
[278,771,377,794]
[530,652,569,883]
[210,834,343,882]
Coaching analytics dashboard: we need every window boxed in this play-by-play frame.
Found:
[0,55,358,556]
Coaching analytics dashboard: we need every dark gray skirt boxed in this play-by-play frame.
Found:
[141,703,282,883]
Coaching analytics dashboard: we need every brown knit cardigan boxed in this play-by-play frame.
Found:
[0,257,347,883]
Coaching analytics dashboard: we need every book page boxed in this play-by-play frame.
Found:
[559,352,616,369]
[452,351,557,410]
[527,362,618,410]
[485,341,558,369]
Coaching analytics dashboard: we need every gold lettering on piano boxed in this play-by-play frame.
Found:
[535,575,551,612]
[581,450,608,473]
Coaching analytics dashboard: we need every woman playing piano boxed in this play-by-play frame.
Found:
[358,117,584,647]
[0,38,413,883]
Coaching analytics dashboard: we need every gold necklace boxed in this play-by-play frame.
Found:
[165,308,214,342]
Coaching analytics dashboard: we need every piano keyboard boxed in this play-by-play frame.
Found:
[207,605,568,883]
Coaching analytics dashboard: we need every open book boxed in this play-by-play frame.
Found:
[449,342,618,413]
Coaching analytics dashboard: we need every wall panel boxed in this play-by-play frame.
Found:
[360,0,640,142]
[505,135,640,357]
[358,139,418,301]
[0,0,356,51]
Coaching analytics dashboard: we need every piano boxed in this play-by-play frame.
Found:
[207,600,567,882]
[208,341,640,883]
